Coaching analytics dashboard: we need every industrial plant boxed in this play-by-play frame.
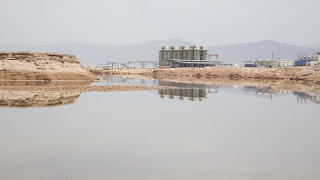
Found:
[159,45,207,65]
[92,46,320,71]
[158,46,229,68]
[235,50,320,68]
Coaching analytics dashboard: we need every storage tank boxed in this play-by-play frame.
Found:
[159,46,170,66]
[170,46,179,60]
[182,46,193,60]
[200,46,207,60]
[190,46,200,60]
[179,46,189,60]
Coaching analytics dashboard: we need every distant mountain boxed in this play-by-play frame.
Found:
[303,44,320,49]
[0,39,318,65]
[0,39,194,65]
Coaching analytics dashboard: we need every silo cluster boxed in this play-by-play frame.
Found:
[159,45,207,66]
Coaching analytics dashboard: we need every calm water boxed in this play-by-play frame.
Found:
[0,75,320,180]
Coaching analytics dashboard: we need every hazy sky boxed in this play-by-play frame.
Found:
[1,0,319,46]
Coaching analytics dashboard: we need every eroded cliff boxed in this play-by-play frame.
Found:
[0,52,98,81]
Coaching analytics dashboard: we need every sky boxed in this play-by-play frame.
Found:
[0,0,319,46]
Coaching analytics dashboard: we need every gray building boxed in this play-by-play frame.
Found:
[159,45,207,66]
[256,59,279,68]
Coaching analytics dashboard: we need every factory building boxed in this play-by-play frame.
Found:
[159,46,207,67]
[298,51,320,66]
[255,59,294,67]
[256,59,278,68]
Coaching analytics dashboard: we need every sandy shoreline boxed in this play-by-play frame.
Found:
[94,66,320,84]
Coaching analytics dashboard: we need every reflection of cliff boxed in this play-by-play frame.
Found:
[159,89,207,101]
[0,91,80,108]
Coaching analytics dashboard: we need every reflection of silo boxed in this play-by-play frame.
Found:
[158,88,207,101]
[200,46,207,60]
[199,89,206,98]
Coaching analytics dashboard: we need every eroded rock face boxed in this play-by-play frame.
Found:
[0,52,98,81]
[0,91,80,107]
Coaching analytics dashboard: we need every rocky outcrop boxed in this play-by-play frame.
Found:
[0,52,98,81]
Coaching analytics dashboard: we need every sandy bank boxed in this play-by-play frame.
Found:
[97,66,320,84]
[0,52,98,81]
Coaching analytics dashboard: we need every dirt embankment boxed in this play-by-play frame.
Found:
[0,52,98,81]
[98,66,320,84]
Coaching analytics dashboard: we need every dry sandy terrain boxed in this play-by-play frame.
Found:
[0,52,98,81]
[98,66,320,84]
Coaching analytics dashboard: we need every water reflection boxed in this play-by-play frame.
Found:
[0,91,80,108]
[1,76,320,179]
[95,75,158,86]
[296,92,320,104]
[243,86,320,104]
[0,81,89,108]
[159,89,207,101]
[1,75,320,107]
[156,79,320,104]
[158,81,217,101]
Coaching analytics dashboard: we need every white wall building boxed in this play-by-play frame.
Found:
[307,61,319,66]
[277,59,295,67]
[233,63,245,67]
